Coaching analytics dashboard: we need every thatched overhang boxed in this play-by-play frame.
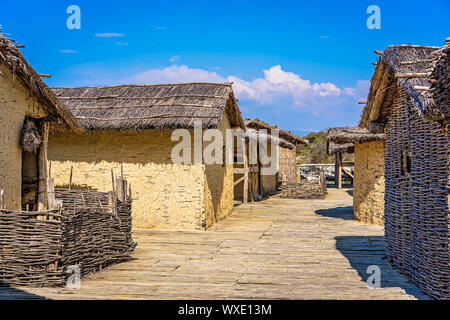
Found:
[244,118,308,146]
[359,41,449,128]
[327,142,354,155]
[326,126,385,155]
[52,83,245,131]
[0,30,82,133]
[244,128,295,150]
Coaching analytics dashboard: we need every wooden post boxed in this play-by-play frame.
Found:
[37,124,49,211]
[48,161,52,178]
[107,191,116,215]
[47,178,56,209]
[111,169,115,191]
[335,152,342,189]
[68,166,73,190]
[116,177,125,202]
[0,189,4,210]
[243,142,248,204]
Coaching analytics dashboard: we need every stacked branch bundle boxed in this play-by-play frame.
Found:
[280,172,327,199]
[0,186,133,287]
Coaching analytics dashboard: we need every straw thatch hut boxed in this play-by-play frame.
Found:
[48,83,245,230]
[327,127,385,226]
[242,119,307,196]
[233,126,298,202]
[360,39,449,299]
[0,31,81,211]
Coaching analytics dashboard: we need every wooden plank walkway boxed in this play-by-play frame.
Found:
[0,188,429,300]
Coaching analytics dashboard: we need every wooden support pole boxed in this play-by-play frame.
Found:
[111,169,115,191]
[335,152,343,189]
[47,178,56,210]
[68,166,73,190]
[0,189,4,210]
[37,123,49,211]
[243,142,248,204]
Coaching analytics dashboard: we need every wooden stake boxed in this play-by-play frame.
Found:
[37,125,48,211]
[0,189,4,210]
[243,142,248,204]
[335,152,343,189]
[111,169,115,191]
[69,166,73,190]
[47,178,56,210]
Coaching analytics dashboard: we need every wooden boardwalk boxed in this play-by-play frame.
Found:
[0,188,429,300]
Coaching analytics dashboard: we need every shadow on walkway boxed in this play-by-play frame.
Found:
[0,282,46,300]
[335,235,429,300]
[315,206,353,220]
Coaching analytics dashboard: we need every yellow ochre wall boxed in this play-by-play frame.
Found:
[48,114,235,230]
[0,64,48,210]
[353,140,385,226]
[203,114,234,227]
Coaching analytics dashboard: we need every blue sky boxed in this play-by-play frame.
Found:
[1,0,449,135]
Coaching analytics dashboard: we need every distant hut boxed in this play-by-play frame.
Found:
[327,127,385,226]
[0,31,81,211]
[242,118,307,196]
[48,83,245,230]
[360,39,449,299]
[233,127,298,202]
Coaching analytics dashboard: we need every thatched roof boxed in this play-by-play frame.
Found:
[244,128,295,150]
[244,118,308,145]
[0,30,82,133]
[327,126,385,144]
[52,83,245,131]
[359,41,449,128]
[327,126,384,155]
[327,141,354,155]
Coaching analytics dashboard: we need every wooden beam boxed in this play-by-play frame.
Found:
[234,176,245,186]
[39,74,51,78]
[394,72,428,78]
[342,167,354,180]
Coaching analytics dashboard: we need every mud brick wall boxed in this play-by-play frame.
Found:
[353,141,385,226]
[49,115,234,230]
[0,64,48,210]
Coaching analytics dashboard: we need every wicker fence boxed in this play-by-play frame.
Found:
[280,172,327,199]
[0,185,133,287]
[384,88,449,300]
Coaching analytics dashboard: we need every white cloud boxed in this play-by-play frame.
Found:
[169,55,179,62]
[228,65,344,106]
[95,33,125,38]
[59,49,77,54]
[116,41,128,46]
[128,65,226,84]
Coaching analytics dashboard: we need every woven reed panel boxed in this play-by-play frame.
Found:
[384,87,449,300]
[0,188,133,287]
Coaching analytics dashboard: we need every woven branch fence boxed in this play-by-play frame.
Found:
[384,87,449,300]
[0,187,133,287]
[280,173,327,199]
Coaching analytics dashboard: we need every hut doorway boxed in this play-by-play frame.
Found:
[21,149,38,211]
[20,118,43,211]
